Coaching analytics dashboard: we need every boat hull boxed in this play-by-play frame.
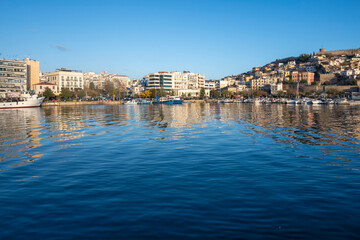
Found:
[0,98,44,109]
[162,100,183,104]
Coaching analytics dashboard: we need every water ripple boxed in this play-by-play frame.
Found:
[0,104,360,239]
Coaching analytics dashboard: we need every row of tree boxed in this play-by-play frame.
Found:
[40,80,129,100]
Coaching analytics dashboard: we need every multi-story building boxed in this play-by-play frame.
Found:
[46,68,84,92]
[33,82,58,95]
[171,71,205,90]
[204,80,217,90]
[145,72,173,91]
[0,59,27,95]
[25,58,40,91]
[186,72,205,90]
[250,78,267,90]
[84,71,130,90]
[145,71,205,93]
[292,71,314,85]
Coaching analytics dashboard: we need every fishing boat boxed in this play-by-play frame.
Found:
[137,99,151,105]
[0,92,45,109]
[160,96,183,104]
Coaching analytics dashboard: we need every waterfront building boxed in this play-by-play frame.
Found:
[46,68,84,91]
[84,71,130,90]
[25,58,40,91]
[204,80,217,90]
[0,59,27,96]
[177,89,200,97]
[172,71,205,90]
[221,86,237,93]
[270,82,283,95]
[33,82,58,95]
[145,72,173,91]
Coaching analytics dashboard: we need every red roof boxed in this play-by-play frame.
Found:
[34,82,57,86]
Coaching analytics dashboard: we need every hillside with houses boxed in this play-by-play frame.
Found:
[216,48,360,98]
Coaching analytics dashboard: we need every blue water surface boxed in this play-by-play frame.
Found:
[0,103,360,239]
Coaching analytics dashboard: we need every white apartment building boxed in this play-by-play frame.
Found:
[250,77,278,90]
[84,71,130,89]
[171,71,205,90]
[204,80,217,89]
[46,68,84,91]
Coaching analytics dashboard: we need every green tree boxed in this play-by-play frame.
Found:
[104,80,115,96]
[221,90,229,98]
[349,79,357,85]
[60,88,73,98]
[77,89,86,99]
[210,90,220,98]
[89,82,95,90]
[159,87,166,97]
[298,54,311,63]
[199,88,205,99]
[42,87,55,99]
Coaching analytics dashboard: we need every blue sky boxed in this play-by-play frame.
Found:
[1,0,360,79]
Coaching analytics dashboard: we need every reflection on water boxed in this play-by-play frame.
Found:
[1,104,360,239]
[1,104,360,171]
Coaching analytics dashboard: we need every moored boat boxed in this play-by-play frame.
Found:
[0,92,45,109]
[165,96,183,104]
[137,99,151,105]
[124,99,138,105]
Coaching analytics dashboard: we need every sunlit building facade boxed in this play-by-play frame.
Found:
[46,68,84,91]
[145,72,172,91]
[0,59,27,95]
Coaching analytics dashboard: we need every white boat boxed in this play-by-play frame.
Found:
[0,92,45,109]
[219,99,232,103]
[286,99,296,104]
[124,99,138,105]
[336,98,348,105]
[311,99,323,104]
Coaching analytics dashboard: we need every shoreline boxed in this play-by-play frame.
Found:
[42,99,206,106]
[41,99,360,107]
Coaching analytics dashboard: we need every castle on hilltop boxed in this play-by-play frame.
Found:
[316,47,360,56]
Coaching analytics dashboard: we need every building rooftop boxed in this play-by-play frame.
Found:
[56,68,82,73]
[34,82,57,85]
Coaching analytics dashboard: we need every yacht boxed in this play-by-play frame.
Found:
[0,92,45,109]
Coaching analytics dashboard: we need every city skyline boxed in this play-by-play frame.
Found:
[1,0,360,79]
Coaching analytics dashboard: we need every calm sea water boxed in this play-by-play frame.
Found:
[1,103,360,239]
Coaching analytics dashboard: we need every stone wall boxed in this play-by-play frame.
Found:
[283,84,358,94]
[316,48,360,57]
[319,73,337,84]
